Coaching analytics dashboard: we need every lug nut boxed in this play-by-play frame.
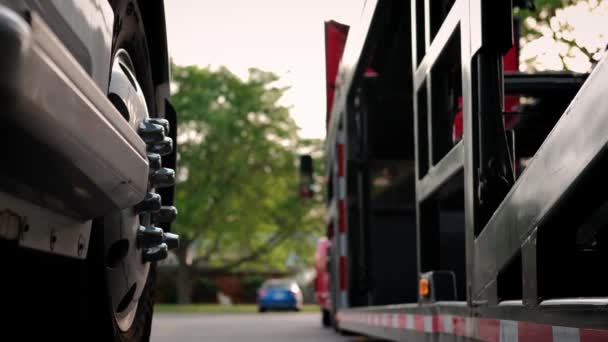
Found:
[147,137,173,156]
[142,243,168,263]
[137,120,165,144]
[154,206,178,224]
[148,153,161,172]
[134,192,162,214]
[137,226,164,249]
[150,167,175,188]
[149,118,170,135]
[163,232,179,250]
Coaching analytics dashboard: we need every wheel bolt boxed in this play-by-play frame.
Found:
[142,243,169,263]
[148,118,170,135]
[137,226,164,249]
[134,192,162,214]
[148,153,161,172]
[147,137,173,156]
[163,232,179,250]
[154,206,178,224]
[137,120,165,144]
[150,167,175,188]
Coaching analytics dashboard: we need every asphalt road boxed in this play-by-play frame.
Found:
[152,312,378,342]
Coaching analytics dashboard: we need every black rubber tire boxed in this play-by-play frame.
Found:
[83,218,156,341]
[259,307,267,313]
[109,0,157,113]
[90,0,159,340]
[322,308,332,327]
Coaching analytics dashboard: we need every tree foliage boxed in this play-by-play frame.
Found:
[170,65,324,276]
[515,0,608,72]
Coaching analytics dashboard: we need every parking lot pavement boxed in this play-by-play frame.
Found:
[152,312,378,342]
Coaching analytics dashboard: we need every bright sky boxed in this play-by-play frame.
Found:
[165,0,365,139]
[166,1,608,139]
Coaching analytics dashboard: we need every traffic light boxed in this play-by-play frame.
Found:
[299,155,314,198]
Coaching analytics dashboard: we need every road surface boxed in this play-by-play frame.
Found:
[152,312,378,342]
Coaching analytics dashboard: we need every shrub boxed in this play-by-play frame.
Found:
[192,277,218,303]
[155,271,178,304]
[241,275,265,302]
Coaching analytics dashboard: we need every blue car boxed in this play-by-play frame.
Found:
[257,279,303,312]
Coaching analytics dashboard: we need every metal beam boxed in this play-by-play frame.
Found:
[460,0,477,308]
[474,55,608,296]
[504,72,587,96]
[414,0,463,91]
[416,141,464,202]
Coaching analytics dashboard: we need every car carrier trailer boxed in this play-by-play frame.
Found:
[319,0,608,341]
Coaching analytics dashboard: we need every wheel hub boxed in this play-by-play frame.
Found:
[106,49,179,331]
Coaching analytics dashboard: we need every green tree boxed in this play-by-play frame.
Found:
[170,65,324,303]
[516,0,608,72]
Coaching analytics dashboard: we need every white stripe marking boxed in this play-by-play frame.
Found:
[406,314,414,330]
[392,314,399,329]
[338,178,346,198]
[500,320,518,342]
[339,233,347,256]
[466,317,477,338]
[443,315,454,334]
[424,315,433,332]
[552,326,580,342]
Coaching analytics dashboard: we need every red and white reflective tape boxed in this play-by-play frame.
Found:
[338,312,608,342]
[336,128,348,308]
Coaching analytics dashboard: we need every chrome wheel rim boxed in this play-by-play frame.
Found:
[107,49,152,332]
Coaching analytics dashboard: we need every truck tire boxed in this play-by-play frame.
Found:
[82,218,156,342]
[84,0,164,340]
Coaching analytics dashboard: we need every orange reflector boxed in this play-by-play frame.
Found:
[419,277,430,297]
